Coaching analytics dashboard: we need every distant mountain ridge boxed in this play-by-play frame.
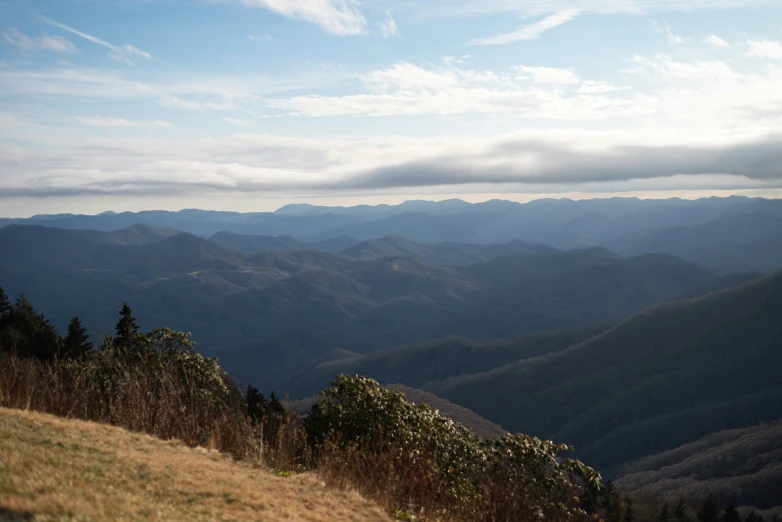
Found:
[6,196,782,272]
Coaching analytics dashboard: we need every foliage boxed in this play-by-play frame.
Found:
[62,316,93,359]
[114,302,141,350]
[305,374,601,521]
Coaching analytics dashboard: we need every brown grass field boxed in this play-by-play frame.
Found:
[0,407,392,522]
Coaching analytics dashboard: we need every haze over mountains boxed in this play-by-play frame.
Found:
[2,195,782,509]
[5,196,782,273]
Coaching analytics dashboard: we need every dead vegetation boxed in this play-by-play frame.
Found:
[0,407,392,522]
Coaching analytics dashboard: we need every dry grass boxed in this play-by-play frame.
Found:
[0,407,392,522]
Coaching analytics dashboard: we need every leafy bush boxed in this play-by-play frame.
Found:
[305,374,601,521]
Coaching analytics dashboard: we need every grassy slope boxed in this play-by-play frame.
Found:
[0,408,391,522]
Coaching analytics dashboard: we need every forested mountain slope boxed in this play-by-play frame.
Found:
[434,271,782,470]
[616,421,782,513]
[1,225,725,383]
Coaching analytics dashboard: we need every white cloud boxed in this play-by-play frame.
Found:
[76,116,173,128]
[370,0,773,18]
[378,10,399,38]
[2,129,782,198]
[236,0,367,36]
[470,9,580,45]
[651,19,686,44]
[705,35,730,47]
[40,17,152,64]
[268,61,653,119]
[747,40,782,59]
[159,96,240,111]
[3,29,77,53]
[578,81,631,94]
[223,117,251,126]
[514,66,580,84]
[363,62,460,91]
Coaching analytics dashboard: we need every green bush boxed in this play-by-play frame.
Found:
[305,374,601,521]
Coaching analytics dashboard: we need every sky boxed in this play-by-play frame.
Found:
[1,0,782,216]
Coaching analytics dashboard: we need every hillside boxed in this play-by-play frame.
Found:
[209,231,359,254]
[0,225,725,383]
[340,236,557,266]
[608,211,782,273]
[277,323,613,399]
[0,408,392,522]
[616,421,782,514]
[434,270,782,470]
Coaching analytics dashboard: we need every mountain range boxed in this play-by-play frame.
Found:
[0,222,733,382]
[5,196,782,273]
[2,196,782,505]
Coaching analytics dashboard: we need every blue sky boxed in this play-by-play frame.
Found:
[1,0,782,216]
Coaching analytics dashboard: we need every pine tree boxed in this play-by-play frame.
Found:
[660,502,672,522]
[62,316,93,359]
[746,513,764,522]
[602,481,621,522]
[246,385,267,426]
[579,481,601,515]
[624,496,635,522]
[0,286,11,323]
[697,495,721,522]
[268,391,285,417]
[0,286,12,350]
[723,506,741,522]
[9,294,60,360]
[114,303,140,349]
[675,500,690,522]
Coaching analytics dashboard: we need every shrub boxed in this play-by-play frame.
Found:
[306,374,601,521]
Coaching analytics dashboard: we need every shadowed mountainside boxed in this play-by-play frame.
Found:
[432,271,782,470]
[616,421,782,513]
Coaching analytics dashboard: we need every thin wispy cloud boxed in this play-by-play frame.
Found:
[378,11,399,38]
[223,117,251,126]
[76,116,173,128]
[705,35,730,47]
[159,96,239,111]
[377,0,774,19]
[651,20,686,44]
[514,66,580,84]
[470,9,580,46]
[3,29,77,54]
[236,0,367,36]
[40,16,152,64]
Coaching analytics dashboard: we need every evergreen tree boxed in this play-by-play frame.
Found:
[602,481,621,522]
[579,480,601,515]
[268,391,286,418]
[624,496,635,522]
[7,294,60,360]
[62,316,93,359]
[746,513,764,522]
[723,506,741,522]
[697,495,721,522]
[675,500,691,522]
[0,286,12,350]
[246,385,267,426]
[0,286,11,323]
[660,502,672,522]
[114,303,140,349]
